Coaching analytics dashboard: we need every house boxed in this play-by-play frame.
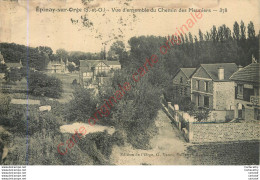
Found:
[172,68,196,98]
[0,51,23,80]
[79,60,121,87]
[191,63,238,110]
[5,61,23,70]
[230,62,260,120]
[105,61,121,70]
[46,59,68,73]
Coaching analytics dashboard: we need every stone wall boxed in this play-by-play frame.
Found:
[190,122,260,143]
[213,81,235,110]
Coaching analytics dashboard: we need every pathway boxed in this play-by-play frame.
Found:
[110,110,192,165]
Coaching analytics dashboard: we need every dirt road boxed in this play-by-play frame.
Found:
[110,110,192,165]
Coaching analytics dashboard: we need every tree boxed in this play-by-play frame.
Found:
[67,63,76,72]
[4,68,23,82]
[107,41,128,67]
[66,87,98,122]
[99,71,161,149]
[0,64,7,73]
[28,71,63,98]
[199,29,204,42]
[211,25,218,42]
[247,21,256,39]
[233,21,240,41]
[240,21,246,41]
[56,49,69,62]
[190,107,210,122]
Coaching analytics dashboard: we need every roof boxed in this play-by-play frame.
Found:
[230,63,259,84]
[180,68,196,78]
[80,60,110,67]
[200,63,238,81]
[5,63,23,68]
[105,61,121,66]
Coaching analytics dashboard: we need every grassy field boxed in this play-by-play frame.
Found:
[185,141,259,165]
[50,73,79,93]
[49,73,80,103]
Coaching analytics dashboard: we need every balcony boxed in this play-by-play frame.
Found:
[250,96,259,105]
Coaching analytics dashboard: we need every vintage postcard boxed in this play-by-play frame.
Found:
[0,0,259,168]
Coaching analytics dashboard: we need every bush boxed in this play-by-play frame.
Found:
[71,79,78,86]
[4,68,23,82]
[190,107,210,122]
[77,131,116,165]
[66,87,97,122]
[0,93,11,116]
[28,71,63,98]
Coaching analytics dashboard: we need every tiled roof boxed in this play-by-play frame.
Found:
[80,60,109,67]
[105,61,121,66]
[180,68,196,78]
[201,63,238,81]
[230,63,259,84]
[5,63,23,68]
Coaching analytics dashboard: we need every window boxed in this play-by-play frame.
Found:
[184,87,187,96]
[204,81,209,92]
[238,84,243,95]
[83,72,87,76]
[196,80,200,90]
[237,84,244,99]
[204,96,209,107]
[197,95,200,106]
[180,77,183,83]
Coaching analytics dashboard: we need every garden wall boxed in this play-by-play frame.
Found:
[208,110,234,122]
[189,122,260,143]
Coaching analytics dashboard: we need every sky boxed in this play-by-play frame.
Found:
[0,0,259,53]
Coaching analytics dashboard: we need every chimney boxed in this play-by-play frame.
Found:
[218,66,224,80]
[238,65,243,71]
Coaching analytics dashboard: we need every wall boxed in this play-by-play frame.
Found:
[190,122,260,143]
[191,67,214,109]
[173,70,190,86]
[191,79,213,94]
[191,93,213,109]
[208,110,234,122]
[173,70,191,98]
[245,108,255,120]
[213,81,235,110]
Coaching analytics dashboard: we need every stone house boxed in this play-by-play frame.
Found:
[191,63,238,110]
[172,68,196,99]
[230,62,260,121]
[46,59,68,74]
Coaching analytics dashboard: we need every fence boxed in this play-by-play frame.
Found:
[161,100,259,143]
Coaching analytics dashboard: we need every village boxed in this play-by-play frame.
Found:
[0,20,259,165]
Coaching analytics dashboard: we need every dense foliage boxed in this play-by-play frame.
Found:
[0,44,53,71]
[28,71,63,98]
[126,21,259,78]
[66,87,98,122]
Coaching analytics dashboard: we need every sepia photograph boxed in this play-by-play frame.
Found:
[0,0,259,174]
